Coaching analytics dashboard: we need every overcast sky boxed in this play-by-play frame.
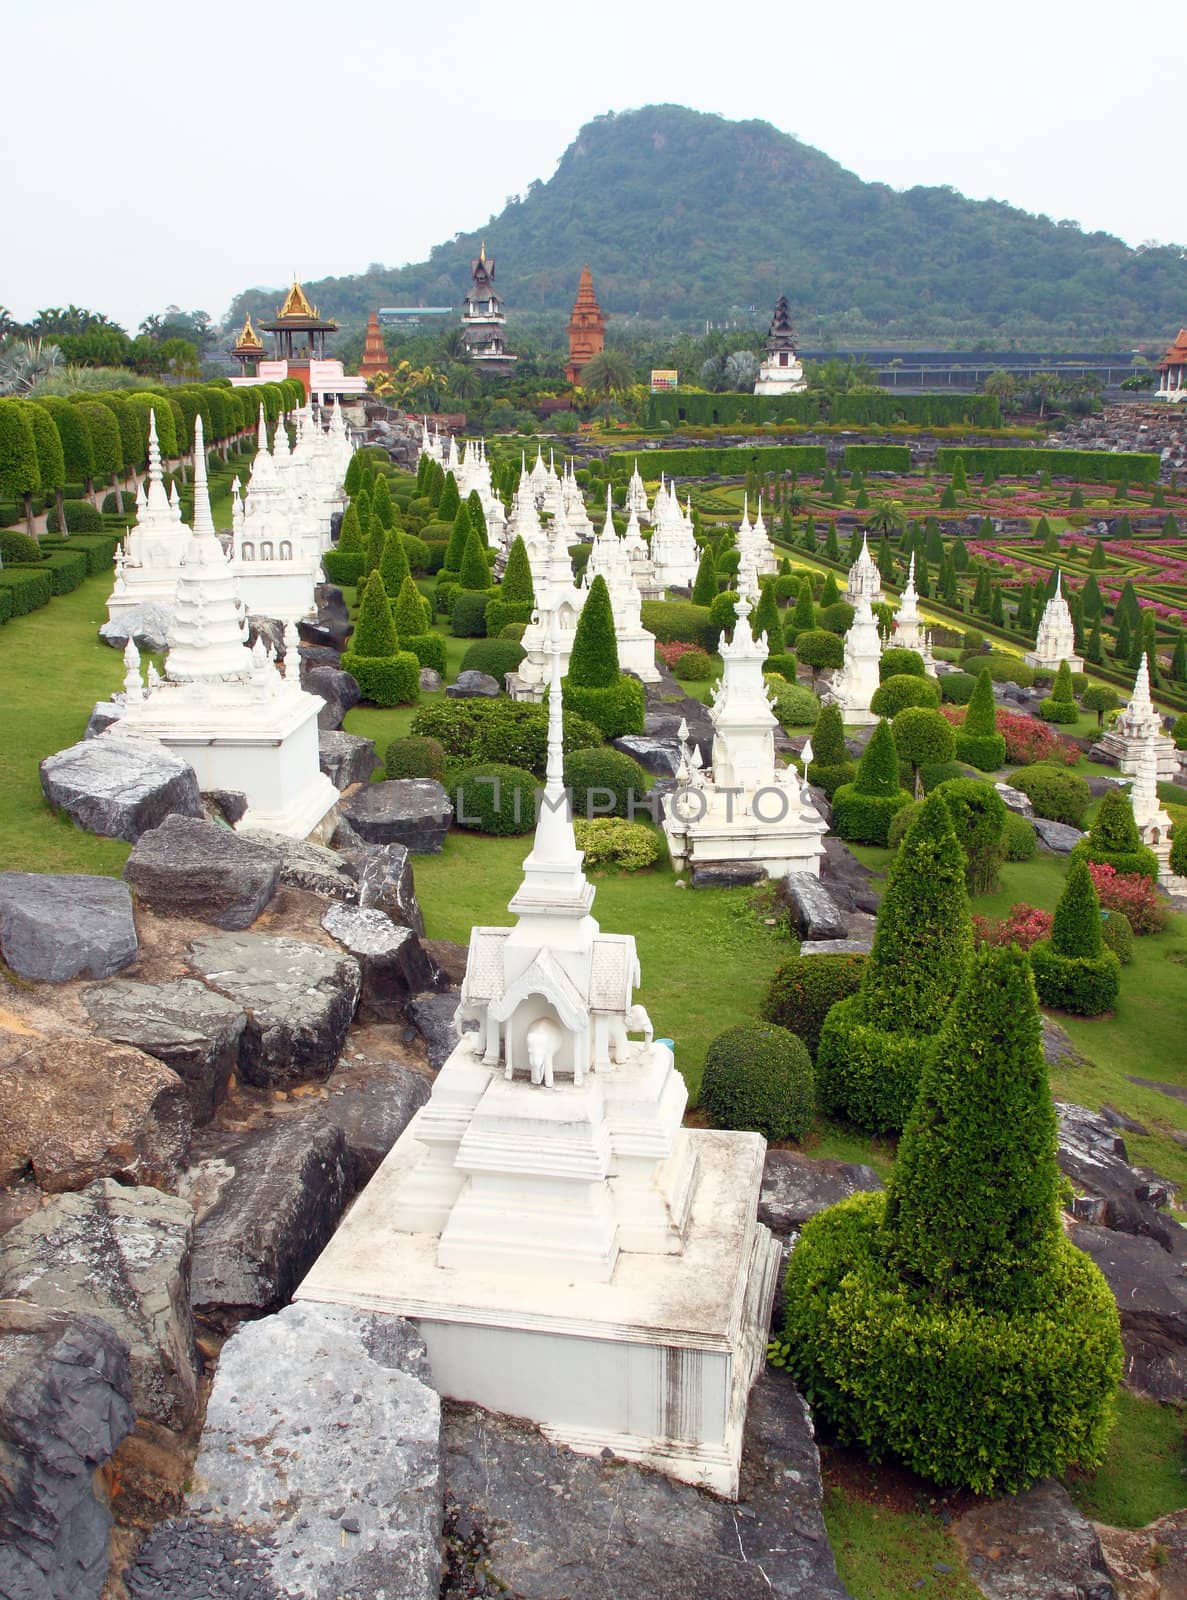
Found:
[4,0,1182,333]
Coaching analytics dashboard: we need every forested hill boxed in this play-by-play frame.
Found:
[227,105,1187,341]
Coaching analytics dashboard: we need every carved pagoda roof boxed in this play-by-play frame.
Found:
[764,294,799,352]
[232,313,264,353]
[1158,327,1187,369]
[262,277,338,333]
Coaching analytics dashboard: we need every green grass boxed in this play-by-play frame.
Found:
[410,830,790,1101]
[1,570,132,876]
[822,1488,983,1600]
[1069,1392,1187,1526]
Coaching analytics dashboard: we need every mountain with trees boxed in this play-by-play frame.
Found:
[225,105,1186,342]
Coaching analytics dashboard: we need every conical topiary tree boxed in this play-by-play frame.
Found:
[820,570,841,607]
[805,702,856,797]
[349,569,398,657]
[344,452,364,496]
[752,583,783,654]
[831,718,913,848]
[437,470,460,522]
[790,576,816,636]
[341,570,419,707]
[1074,787,1159,880]
[485,534,536,635]
[354,486,372,534]
[394,574,431,639]
[818,789,971,1130]
[338,502,362,553]
[372,474,394,530]
[1040,658,1079,724]
[1030,859,1121,1016]
[783,943,1122,1492]
[568,574,619,687]
[1171,631,1186,684]
[955,667,1006,770]
[364,510,386,576]
[459,524,493,592]
[466,489,488,548]
[692,545,717,606]
[378,526,412,597]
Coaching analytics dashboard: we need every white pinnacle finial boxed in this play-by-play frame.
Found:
[190,416,217,541]
[907,551,916,585]
[122,636,144,703]
[147,409,162,481]
[257,402,268,452]
[1054,568,1063,600]
[1132,652,1151,707]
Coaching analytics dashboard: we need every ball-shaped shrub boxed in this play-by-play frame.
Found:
[572,818,661,871]
[450,589,493,637]
[760,953,866,1059]
[980,653,1035,687]
[563,746,650,822]
[1003,810,1037,861]
[499,621,528,641]
[45,499,103,533]
[674,647,716,681]
[699,1022,814,1143]
[460,638,526,681]
[0,529,42,563]
[879,647,926,682]
[870,674,941,717]
[764,652,798,682]
[818,600,855,635]
[765,678,821,728]
[1011,764,1090,829]
[1100,910,1134,965]
[451,762,538,835]
[385,736,446,781]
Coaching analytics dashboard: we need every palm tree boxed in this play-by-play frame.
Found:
[867,497,907,539]
[579,348,635,425]
[0,338,63,396]
[438,327,469,364]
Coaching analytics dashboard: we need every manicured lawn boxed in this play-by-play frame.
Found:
[1069,1392,1187,1527]
[822,1487,983,1600]
[0,571,131,877]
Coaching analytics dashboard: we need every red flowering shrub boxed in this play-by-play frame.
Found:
[1086,863,1168,935]
[657,640,691,668]
[997,712,1080,768]
[972,903,1054,950]
[941,705,968,728]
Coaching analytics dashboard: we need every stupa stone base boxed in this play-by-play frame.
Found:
[1098,728,1178,780]
[1024,649,1084,673]
[666,810,827,881]
[297,1127,779,1498]
[232,562,321,623]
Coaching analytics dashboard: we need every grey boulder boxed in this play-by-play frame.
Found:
[446,669,500,699]
[303,664,360,730]
[995,781,1035,817]
[952,1477,1117,1600]
[339,778,453,853]
[168,1304,442,1600]
[418,666,443,692]
[0,1180,199,1429]
[612,734,682,778]
[1033,816,1085,853]
[82,977,246,1123]
[782,872,849,941]
[1067,1221,1187,1402]
[759,1150,883,1239]
[123,815,280,930]
[236,827,360,901]
[99,603,172,652]
[319,728,381,790]
[0,1302,134,1600]
[187,931,361,1088]
[0,872,138,982]
[690,861,768,889]
[40,734,203,842]
[339,834,425,934]
[799,936,873,957]
[321,903,441,1021]
[407,993,463,1070]
[84,700,123,739]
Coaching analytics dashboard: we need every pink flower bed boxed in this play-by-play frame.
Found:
[973,903,1054,950]
[1086,863,1168,935]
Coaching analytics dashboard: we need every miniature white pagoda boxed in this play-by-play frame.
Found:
[114,418,338,839]
[663,577,827,879]
[846,533,884,606]
[620,505,663,601]
[229,405,322,621]
[736,494,779,579]
[1025,570,1083,672]
[891,554,937,676]
[828,595,883,725]
[1130,724,1174,878]
[106,409,189,626]
[626,460,651,525]
[648,475,699,589]
[584,492,659,683]
[753,295,806,395]
[1098,655,1177,779]
[297,619,780,1497]
[507,519,587,703]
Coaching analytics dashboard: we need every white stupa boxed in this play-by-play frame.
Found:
[648,475,699,589]
[663,574,827,879]
[1025,570,1083,672]
[1098,655,1177,778]
[891,554,937,676]
[625,460,651,525]
[115,417,338,839]
[584,491,659,683]
[846,533,884,606]
[1130,723,1174,878]
[297,618,780,1496]
[230,405,323,621]
[619,504,663,602]
[507,520,587,703]
[828,595,883,725]
[106,408,189,625]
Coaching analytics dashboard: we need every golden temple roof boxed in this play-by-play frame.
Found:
[276,277,319,321]
[233,313,264,352]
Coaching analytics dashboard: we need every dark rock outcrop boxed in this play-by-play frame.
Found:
[339,779,453,853]
[0,872,138,982]
[123,815,280,930]
[40,735,203,842]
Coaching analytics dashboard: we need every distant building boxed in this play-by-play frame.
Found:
[461,244,516,371]
[753,295,806,395]
[565,265,606,385]
[359,311,389,381]
[377,307,453,327]
[1156,327,1187,403]
[230,313,265,378]
[230,276,366,404]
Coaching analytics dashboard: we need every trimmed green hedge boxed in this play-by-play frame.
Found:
[323,549,366,586]
[842,445,911,472]
[562,675,646,739]
[0,567,53,615]
[831,785,912,847]
[0,588,13,625]
[402,633,448,675]
[38,533,118,574]
[608,445,826,478]
[644,392,1001,429]
[339,649,420,706]
[934,447,1159,484]
[452,762,538,835]
[640,600,714,649]
[26,550,87,595]
[1030,942,1121,1016]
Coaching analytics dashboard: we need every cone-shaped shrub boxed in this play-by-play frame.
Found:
[394,574,431,639]
[831,718,913,846]
[783,943,1122,1491]
[568,574,619,688]
[854,718,901,797]
[344,452,363,496]
[444,500,472,572]
[1031,859,1120,1015]
[932,776,1006,894]
[1051,660,1075,703]
[349,570,399,657]
[806,702,855,797]
[752,584,783,654]
[378,526,411,597]
[1073,789,1159,880]
[791,576,816,634]
[691,545,717,606]
[372,474,394,530]
[364,511,386,576]
[341,571,419,707]
[459,525,493,591]
[438,471,460,522]
[818,790,971,1129]
[354,486,372,534]
[338,502,362,552]
[956,668,1007,770]
[466,489,488,548]
[501,535,535,605]
[820,571,841,606]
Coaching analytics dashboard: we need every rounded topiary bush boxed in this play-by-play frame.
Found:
[452,762,538,835]
[920,759,966,794]
[385,736,446,781]
[765,678,821,728]
[674,646,716,681]
[450,589,493,637]
[45,498,103,534]
[699,1022,814,1144]
[101,489,137,514]
[0,529,41,563]
[572,818,661,871]
[563,746,650,822]
[1011,764,1090,829]
[760,952,866,1059]
[499,622,528,641]
[879,647,926,682]
[1003,809,1038,861]
[887,800,922,850]
[870,673,941,718]
[1100,910,1134,965]
[460,638,526,682]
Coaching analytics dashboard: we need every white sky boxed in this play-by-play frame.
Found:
[3,0,1183,332]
